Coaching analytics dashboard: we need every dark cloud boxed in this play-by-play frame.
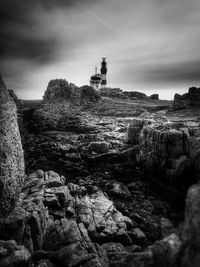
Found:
[1,0,200,100]
[144,60,200,84]
[0,0,99,63]
[0,0,54,62]
[0,34,57,63]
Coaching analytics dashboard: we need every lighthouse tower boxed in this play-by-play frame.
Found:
[100,58,107,87]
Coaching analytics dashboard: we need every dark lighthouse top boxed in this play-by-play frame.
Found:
[100,58,107,75]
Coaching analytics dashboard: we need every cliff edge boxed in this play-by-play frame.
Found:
[0,75,25,216]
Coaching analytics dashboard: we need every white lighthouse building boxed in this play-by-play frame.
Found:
[90,66,102,90]
[90,58,107,90]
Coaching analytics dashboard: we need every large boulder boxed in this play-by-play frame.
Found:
[43,79,79,103]
[125,114,200,207]
[126,114,200,182]
[150,94,159,100]
[0,75,25,216]
[172,87,200,110]
[137,120,190,172]
[172,93,188,110]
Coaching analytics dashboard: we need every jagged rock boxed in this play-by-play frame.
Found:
[0,169,135,265]
[0,196,49,252]
[123,114,200,209]
[126,115,198,182]
[172,94,188,110]
[0,75,25,216]
[0,240,31,267]
[138,121,194,181]
[150,94,159,100]
[126,114,169,144]
[43,80,101,108]
[138,120,190,169]
[0,170,50,252]
[70,188,133,245]
[43,79,79,103]
[44,171,65,188]
[43,219,92,250]
[172,87,200,110]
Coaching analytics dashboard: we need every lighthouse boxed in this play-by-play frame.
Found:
[100,58,107,87]
[90,58,108,90]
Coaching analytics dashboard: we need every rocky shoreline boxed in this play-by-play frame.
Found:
[1,77,200,266]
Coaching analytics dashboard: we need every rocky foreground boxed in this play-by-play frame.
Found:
[1,78,200,267]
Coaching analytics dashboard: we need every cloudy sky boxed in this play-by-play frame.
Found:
[0,0,200,100]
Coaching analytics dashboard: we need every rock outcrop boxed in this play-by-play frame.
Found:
[151,94,159,100]
[99,87,161,101]
[0,75,25,216]
[43,79,101,107]
[125,113,200,207]
[127,114,200,181]
[43,79,79,103]
[33,80,102,132]
[0,170,134,266]
[172,87,200,110]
